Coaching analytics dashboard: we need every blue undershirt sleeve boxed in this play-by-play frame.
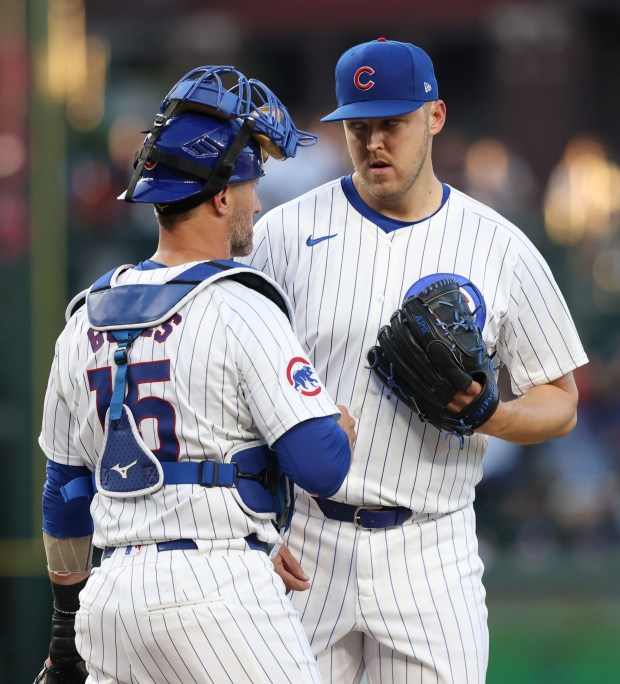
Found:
[272,416,351,498]
[42,460,94,538]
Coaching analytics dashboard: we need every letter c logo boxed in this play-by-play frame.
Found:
[354,66,375,91]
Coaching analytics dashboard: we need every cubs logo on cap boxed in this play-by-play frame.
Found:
[354,66,375,90]
[321,38,439,122]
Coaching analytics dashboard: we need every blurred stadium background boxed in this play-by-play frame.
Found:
[1,0,620,681]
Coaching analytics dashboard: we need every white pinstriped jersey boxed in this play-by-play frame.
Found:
[39,261,339,550]
[245,179,588,514]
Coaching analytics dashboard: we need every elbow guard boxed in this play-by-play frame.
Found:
[43,460,94,538]
[273,417,351,497]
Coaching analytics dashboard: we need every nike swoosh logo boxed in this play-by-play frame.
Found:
[306,234,338,247]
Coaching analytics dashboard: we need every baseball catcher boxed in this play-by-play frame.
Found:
[35,62,351,683]
[367,275,500,439]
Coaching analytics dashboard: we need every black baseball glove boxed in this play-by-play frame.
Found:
[33,658,88,684]
[367,276,499,439]
[35,600,88,684]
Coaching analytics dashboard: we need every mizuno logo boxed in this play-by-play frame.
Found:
[111,460,138,479]
[306,234,338,246]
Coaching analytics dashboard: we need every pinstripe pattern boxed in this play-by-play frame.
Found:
[246,180,587,513]
[244,178,587,683]
[75,542,323,683]
[286,494,487,684]
[40,261,341,683]
[39,262,338,549]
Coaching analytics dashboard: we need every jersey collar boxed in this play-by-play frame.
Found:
[340,174,450,233]
[135,259,167,271]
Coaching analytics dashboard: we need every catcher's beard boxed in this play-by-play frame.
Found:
[228,203,255,257]
[357,119,431,204]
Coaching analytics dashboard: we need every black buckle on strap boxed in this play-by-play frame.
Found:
[236,468,279,494]
[196,461,277,492]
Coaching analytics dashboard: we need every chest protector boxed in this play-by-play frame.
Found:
[63,260,294,527]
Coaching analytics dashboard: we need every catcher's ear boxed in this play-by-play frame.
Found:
[211,185,231,216]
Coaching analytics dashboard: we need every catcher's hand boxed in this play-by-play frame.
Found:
[36,609,88,684]
[367,276,499,438]
[33,657,88,684]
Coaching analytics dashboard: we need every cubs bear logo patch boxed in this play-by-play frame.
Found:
[286,357,322,396]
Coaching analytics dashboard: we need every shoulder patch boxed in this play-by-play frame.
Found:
[286,357,322,397]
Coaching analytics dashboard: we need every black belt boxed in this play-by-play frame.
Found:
[103,534,270,560]
[313,498,412,529]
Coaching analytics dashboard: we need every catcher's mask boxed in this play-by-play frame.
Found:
[119,65,317,213]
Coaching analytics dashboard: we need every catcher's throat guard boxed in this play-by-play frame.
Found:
[367,275,500,441]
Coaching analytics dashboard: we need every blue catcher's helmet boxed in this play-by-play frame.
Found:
[120,65,316,210]
[121,113,265,205]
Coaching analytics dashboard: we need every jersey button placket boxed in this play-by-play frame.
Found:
[377,236,394,304]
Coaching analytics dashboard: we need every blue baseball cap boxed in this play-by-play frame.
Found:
[321,38,439,122]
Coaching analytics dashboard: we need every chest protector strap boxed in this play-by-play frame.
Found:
[85,259,291,329]
[66,260,292,525]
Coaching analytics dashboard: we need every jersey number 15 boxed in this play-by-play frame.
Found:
[87,360,180,462]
